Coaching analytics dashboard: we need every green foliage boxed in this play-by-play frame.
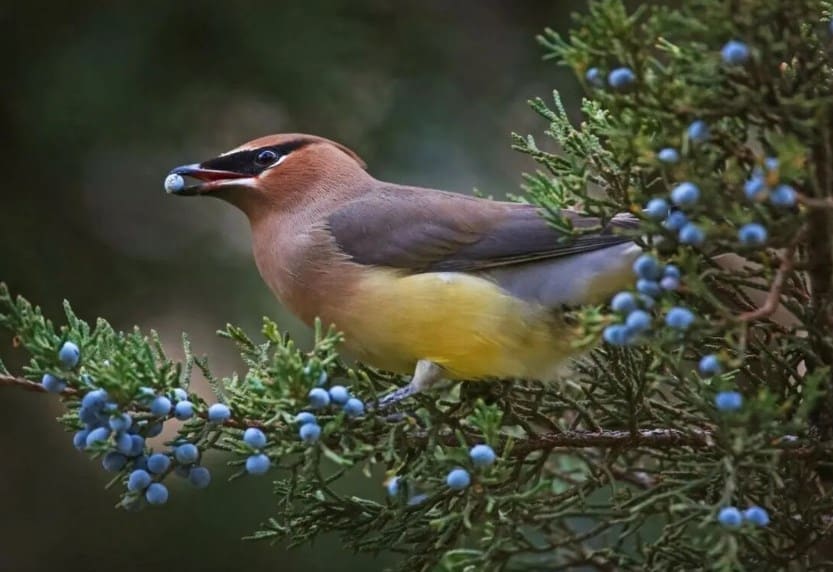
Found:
[4,1,833,570]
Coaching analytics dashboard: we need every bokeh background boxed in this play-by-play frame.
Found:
[0,1,587,570]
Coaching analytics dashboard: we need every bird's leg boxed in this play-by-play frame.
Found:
[376,359,444,409]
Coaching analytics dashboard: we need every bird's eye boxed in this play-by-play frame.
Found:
[255,149,279,166]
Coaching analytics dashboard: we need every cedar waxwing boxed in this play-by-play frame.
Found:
[165,134,641,404]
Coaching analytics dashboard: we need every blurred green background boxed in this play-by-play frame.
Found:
[0,1,585,570]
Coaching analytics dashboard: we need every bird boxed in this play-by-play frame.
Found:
[165,133,641,404]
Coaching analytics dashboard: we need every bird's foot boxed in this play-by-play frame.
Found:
[375,359,443,411]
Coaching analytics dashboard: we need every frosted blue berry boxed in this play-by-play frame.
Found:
[172,388,188,402]
[386,476,400,497]
[102,452,127,472]
[611,292,637,314]
[109,413,132,434]
[687,120,710,143]
[608,67,636,90]
[764,157,779,172]
[663,211,688,231]
[299,423,322,443]
[625,310,652,333]
[164,173,185,194]
[82,389,108,410]
[245,453,271,475]
[85,427,110,447]
[41,373,66,394]
[721,40,750,65]
[146,422,164,438]
[715,391,743,412]
[174,400,194,420]
[207,403,231,424]
[636,279,662,298]
[643,198,669,219]
[699,355,722,376]
[743,175,767,200]
[145,482,169,505]
[308,387,331,409]
[73,430,89,451]
[128,435,145,457]
[660,276,680,291]
[127,469,152,492]
[147,453,171,474]
[633,254,662,280]
[79,406,101,427]
[671,182,700,206]
[743,506,770,527]
[115,432,134,455]
[188,466,211,489]
[678,223,705,245]
[718,506,743,528]
[657,148,680,164]
[244,427,267,449]
[58,341,80,369]
[295,411,317,425]
[328,385,350,405]
[469,444,497,467]
[174,443,199,465]
[149,395,172,417]
[585,67,603,86]
[603,325,632,346]
[738,223,767,246]
[665,307,695,330]
[343,398,365,417]
[770,184,796,207]
[663,265,680,279]
[446,468,471,490]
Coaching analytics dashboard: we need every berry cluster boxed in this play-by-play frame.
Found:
[718,505,770,528]
[294,383,367,445]
[444,444,497,492]
[243,428,271,475]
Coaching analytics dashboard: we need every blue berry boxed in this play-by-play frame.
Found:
[164,173,185,194]
[718,506,743,528]
[625,310,652,333]
[636,279,662,298]
[671,182,700,206]
[174,400,194,420]
[245,453,271,475]
[188,466,211,489]
[127,469,152,492]
[657,148,680,164]
[678,223,705,245]
[743,175,767,200]
[115,432,134,455]
[611,292,637,314]
[328,385,350,405]
[146,422,164,438]
[721,40,750,65]
[770,184,796,207]
[41,373,66,394]
[58,341,80,369]
[585,67,603,87]
[664,265,681,279]
[343,398,365,417]
[469,444,497,467]
[299,423,322,443]
[633,254,662,280]
[660,276,680,291]
[764,157,779,172]
[308,387,331,409]
[85,427,110,447]
[149,395,172,417]
[147,453,171,474]
[73,430,89,451]
[446,468,471,490]
[743,506,770,527]
[643,198,669,219]
[207,403,231,424]
[79,406,102,427]
[386,476,400,497]
[102,452,127,472]
[687,120,710,143]
[665,307,695,330]
[608,67,636,90]
[603,325,632,346]
[738,223,767,246]
[145,482,169,505]
[295,411,317,426]
[699,355,723,376]
[82,389,108,410]
[174,443,199,464]
[663,211,689,232]
[715,391,743,412]
[128,435,145,457]
[109,413,132,434]
[172,388,188,402]
[243,427,267,449]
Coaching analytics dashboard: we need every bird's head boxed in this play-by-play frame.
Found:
[165,133,368,215]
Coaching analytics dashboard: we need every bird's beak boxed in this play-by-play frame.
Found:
[166,163,253,196]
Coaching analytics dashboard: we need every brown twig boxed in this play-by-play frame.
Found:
[738,231,803,322]
[0,373,78,395]
[797,193,833,209]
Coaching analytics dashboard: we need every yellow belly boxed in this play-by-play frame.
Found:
[334,269,578,380]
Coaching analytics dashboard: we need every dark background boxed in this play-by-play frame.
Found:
[0,1,584,570]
